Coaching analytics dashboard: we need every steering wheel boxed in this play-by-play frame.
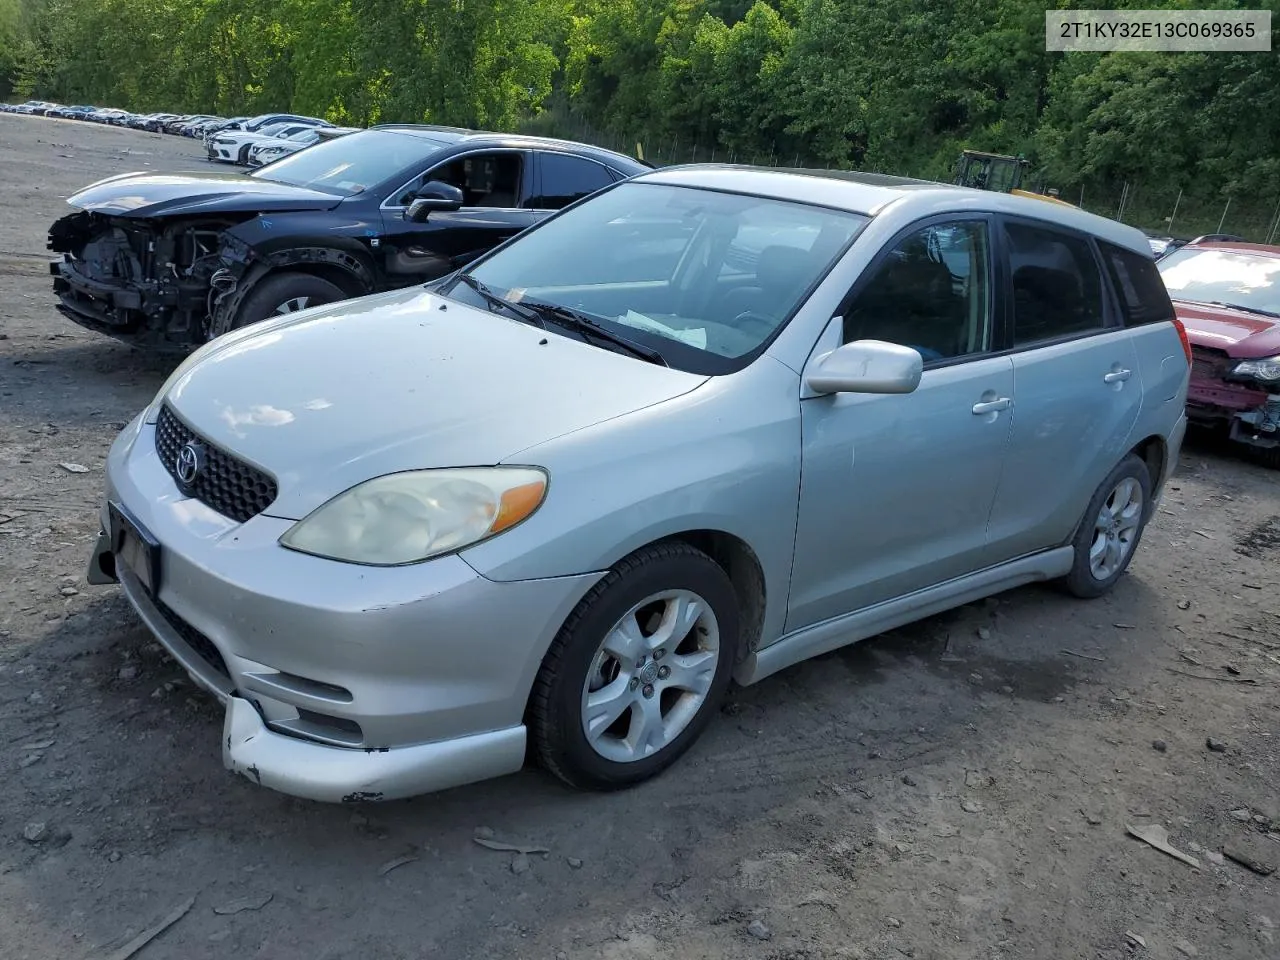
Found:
[732,311,777,337]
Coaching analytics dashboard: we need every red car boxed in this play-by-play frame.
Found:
[1157,241,1280,467]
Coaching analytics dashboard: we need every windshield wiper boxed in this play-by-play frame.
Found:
[1175,298,1280,319]
[520,299,669,366]
[454,274,547,329]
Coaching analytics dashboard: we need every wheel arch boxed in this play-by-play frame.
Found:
[1128,434,1168,507]
[210,244,378,336]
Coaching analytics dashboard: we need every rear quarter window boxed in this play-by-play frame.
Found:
[1100,242,1176,327]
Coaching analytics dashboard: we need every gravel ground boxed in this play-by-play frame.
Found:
[1,112,1278,960]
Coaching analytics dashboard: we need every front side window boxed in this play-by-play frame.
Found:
[1004,221,1106,345]
[454,182,867,374]
[1157,247,1280,317]
[842,220,992,362]
[399,152,524,208]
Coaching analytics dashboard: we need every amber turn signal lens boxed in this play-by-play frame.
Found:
[493,479,547,534]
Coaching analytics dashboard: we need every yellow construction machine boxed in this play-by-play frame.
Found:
[952,150,1074,207]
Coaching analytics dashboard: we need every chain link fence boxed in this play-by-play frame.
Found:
[1054,180,1280,244]
[521,112,1280,244]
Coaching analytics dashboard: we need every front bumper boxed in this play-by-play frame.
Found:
[207,143,239,162]
[90,416,603,802]
[1186,375,1280,448]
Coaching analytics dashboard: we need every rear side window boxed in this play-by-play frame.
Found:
[530,153,616,210]
[1003,220,1106,345]
[1101,242,1177,326]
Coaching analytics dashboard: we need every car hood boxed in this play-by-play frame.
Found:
[161,287,711,519]
[65,171,345,217]
[1175,300,1280,358]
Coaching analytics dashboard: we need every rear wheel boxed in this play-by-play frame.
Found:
[529,542,740,790]
[1238,442,1280,470]
[1062,454,1152,599]
[233,272,346,331]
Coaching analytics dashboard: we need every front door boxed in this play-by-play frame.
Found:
[984,217,1143,562]
[379,149,543,284]
[787,217,1015,632]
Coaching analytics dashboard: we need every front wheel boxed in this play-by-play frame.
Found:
[529,542,740,790]
[1062,453,1153,599]
[233,272,346,331]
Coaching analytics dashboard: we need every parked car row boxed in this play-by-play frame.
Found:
[208,119,361,166]
[0,99,338,140]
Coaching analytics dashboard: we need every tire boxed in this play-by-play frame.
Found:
[529,542,740,791]
[237,143,252,164]
[1239,442,1280,471]
[1062,453,1153,599]
[232,272,346,331]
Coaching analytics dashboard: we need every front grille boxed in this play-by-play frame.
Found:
[152,597,231,679]
[155,404,278,523]
[1191,345,1232,380]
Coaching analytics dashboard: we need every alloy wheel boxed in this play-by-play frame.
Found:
[273,296,311,315]
[580,589,720,763]
[1089,476,1144,580]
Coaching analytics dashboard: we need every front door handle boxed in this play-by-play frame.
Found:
[1103,368,1132,383]
[972,397,1012,415]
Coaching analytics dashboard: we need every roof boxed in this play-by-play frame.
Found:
[1177,241,1280,258]
[636,164,1155,256]
[367,124,650,169]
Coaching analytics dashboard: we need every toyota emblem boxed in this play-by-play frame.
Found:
[175,442,205,487]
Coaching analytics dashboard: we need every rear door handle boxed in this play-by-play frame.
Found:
[1103,368,1132,383]
[972,397,1012,415]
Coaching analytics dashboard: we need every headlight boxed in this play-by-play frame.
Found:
[1232,356,1280,381]
[279,467,548,565]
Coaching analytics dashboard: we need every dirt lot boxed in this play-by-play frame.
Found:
[1,112,1278,960]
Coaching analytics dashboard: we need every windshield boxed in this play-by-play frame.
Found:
[251,129,449,196]
[456,181,867,373]
[1158,247,1280,317]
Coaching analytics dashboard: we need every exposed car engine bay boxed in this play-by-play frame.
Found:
[49,211,240,346]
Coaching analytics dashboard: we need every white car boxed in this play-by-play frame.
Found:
[247,127,324,166]
[206,122,320,165]
[248,125,362,166]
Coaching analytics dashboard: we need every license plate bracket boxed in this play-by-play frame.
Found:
[108,501,161,595]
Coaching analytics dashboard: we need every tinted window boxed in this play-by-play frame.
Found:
[252,129,450,196]
[1004,221,1106,345]
[1100,242,1176,326]
[1157,247,1280,317]
[401,152,523,207]
[530,154,616,210]
[842,220,992,362]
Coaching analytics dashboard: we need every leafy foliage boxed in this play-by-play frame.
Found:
[4,0,1280,233]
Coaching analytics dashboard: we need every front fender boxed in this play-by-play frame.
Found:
[460,357,804,649]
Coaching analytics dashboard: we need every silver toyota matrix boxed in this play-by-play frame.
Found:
[87,165,1191,803]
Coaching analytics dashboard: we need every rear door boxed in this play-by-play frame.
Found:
[984,217,1143,562]
[378,149,540,284]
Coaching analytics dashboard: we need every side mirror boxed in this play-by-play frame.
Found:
[805,339,923,395]
[405,181,464,222]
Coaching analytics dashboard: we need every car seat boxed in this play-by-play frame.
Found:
[718,245,817,324]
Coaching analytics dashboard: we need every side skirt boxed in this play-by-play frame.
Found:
[734,547,1075,686]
